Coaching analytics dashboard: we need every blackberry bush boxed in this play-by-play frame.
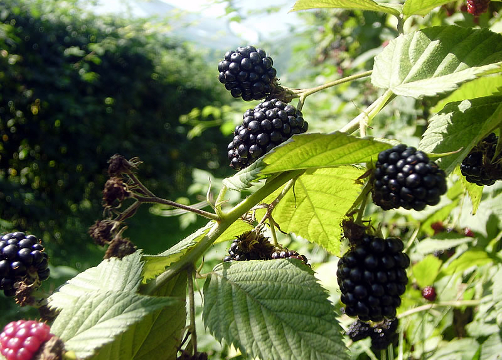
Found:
[0,320,52,360]
[337,234,410,322]
[460,133,501,186]
[227,99,308,170]
[218,45,278,101]
[0,232,50,298]
[372,144,447,211]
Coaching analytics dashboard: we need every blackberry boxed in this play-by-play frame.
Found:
[0,232,50,297]
[422,286,437,301]
[371,318,399,350]
[227,99,308,170]
[346,320,371,342]
[0,320,53,360]
[224,231,275,262]
[218,45,278,101]
[466,0,490,15]
[460,133,501,186]
[372,144,447,211]
[337,234,409,322]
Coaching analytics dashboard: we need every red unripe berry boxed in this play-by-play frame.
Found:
[431,221,445,235]
[422,286,437,301]
[0,320,52,360]
[464,228,475,237]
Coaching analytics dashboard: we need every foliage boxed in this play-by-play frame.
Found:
[2,0,502,359]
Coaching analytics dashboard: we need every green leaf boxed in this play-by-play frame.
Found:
[403,0,456,16]
[222,158,267,190]
[203,260,349,360]
[429,338,480,360]
[457,167,484,215]
[290,0,401,16]
[412,255,442,288]
[414,236,475,256]
[441,249,494,276]
[480,331,502,360]
[419,198,460,237]
[48,251,145,311]
[262,132,392,174]
[50,290,179,359]
[431,75,502,113]
[372,27,502,98]
[142,222,214,282]
[419,96,502,175]
[263,166,364,256]
[213,219,254,244]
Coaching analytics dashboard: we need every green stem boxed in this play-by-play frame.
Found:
[141,170,304,295]
[296,70,373,99]
[340,89,395,135]
[187,266,197,355]
[133,195,220,221]
[398,299,484,318]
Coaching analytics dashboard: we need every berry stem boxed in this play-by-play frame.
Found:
[133,195,220,221]
[340,89,395,135]
[187,266,197,356]
[127,171,155,197]
[141,170,303,295]
[398,299,484,318]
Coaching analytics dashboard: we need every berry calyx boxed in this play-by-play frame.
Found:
[224,231,275,262]
[0,232,50,298]
[218,45,278,101]
[372,144,447,211]
[0,320,53,360]
[228,99,308,170]
[422,286,437,301]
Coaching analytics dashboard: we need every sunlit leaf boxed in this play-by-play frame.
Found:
[203,260,349,360]
[412,255,442,288]
[290,0,401,16]
[372,27,502,98]
[262,132,392,173]
[441,249,495,276]
[403,0,457,16]
[222,158,267,190]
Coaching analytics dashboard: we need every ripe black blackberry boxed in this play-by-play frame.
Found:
[346,320,372,342]
[227,99,308,170]
[466,0,490,15]
[224,231,275,262]
[372,144,447,211]
[337,234,409,322]
[371,318,399,350]
[218,45,278,101]
[0,232,50,297]
[460,133,501,186]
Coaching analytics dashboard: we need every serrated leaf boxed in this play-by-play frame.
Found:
[431,75,502,113]
[48,251,144,311]
[262,132,392,174]
[403,0,456,16]
[203,260,349,360]
[480,331,502,360]
[222,158,266,191]
[412,255,442,288]
[441,249,495,276]
[50,290,179,359]
[456,167,484,215]
[141,222,214,282]
[372,27,502,98]
[429,338,480,360]
[93,273,188,360]
[414,236,475,256]
[263,166,364,256]
[290,0,401,16]
[419,96,502,175]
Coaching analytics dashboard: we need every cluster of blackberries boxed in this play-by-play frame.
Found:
[224,231,309,266]
[218,45,277,101]
[337,235,409,322]
[346,318,399,350]
[372,144,447,211]
[466,0,490,15]
[460,133,501,186]
[0,232,50,297]
[227,99,308,170]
